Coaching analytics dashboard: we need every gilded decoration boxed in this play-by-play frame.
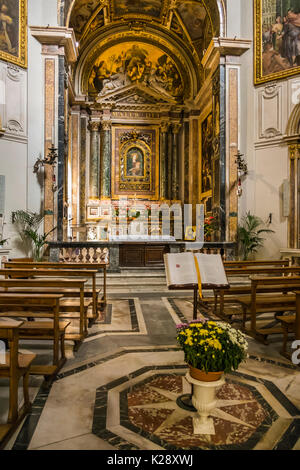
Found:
[111,0,164,19]
[0,0,27,68]
[88,42,184,102]
[112,126,159,200]
[80,29,193,100]
[201,111,213,198]
[254,0,300,84]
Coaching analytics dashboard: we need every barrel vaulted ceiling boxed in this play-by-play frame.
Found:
[65,0,224,100]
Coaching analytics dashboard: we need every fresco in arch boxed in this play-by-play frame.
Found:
[113,0,162,18]
[88,42,184,100]
[177,2,207,41]
[69,0,99,37]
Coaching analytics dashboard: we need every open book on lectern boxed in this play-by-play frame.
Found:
[164,252,229,289]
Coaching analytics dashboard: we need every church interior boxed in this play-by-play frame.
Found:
[0,0,300,452]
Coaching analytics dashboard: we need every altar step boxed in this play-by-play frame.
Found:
[99,269,170,293]
[87,269,250,294]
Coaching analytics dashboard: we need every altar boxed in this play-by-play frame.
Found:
[48,241,236,272]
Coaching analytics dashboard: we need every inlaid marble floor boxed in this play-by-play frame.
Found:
[2,293,300,450]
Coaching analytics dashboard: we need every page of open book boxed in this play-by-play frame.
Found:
[164,252,197,287]
[194,253,229,286]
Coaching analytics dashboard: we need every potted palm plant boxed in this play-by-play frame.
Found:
[11,210,55,261]
[237,212,274,261]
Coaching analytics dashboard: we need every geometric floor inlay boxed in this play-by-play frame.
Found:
[93,364,300,450]
[126,375,269,449]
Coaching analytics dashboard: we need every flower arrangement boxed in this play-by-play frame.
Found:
[204,217,216,240]
[176,320,248,374]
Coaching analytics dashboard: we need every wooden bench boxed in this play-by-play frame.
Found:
[0,268,100,323]
[237,276,300,344]
[0,320,36,449]
[208,266,300,319]
[4,261,108,312]
[277,290,300,361]
[0,294,69,380]
[0,279,89,347]
[223,260,290,268]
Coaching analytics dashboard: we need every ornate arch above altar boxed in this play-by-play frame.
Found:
[76,27,197,101]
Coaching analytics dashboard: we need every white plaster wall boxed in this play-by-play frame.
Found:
[0,0,58,257]
[227,0,294,258]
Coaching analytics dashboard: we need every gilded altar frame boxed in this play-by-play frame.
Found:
[112,126,159,200]
[0,0,27,68]
[254,0,300,85]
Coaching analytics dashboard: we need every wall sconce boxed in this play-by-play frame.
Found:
[235,151,248,197]
[33,144,58,174]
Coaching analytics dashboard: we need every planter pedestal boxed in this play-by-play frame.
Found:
[186,371,225,435]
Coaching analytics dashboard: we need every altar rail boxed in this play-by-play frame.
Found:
[48,241,236,272]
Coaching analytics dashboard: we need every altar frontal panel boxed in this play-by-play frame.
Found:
[112,126,159,199]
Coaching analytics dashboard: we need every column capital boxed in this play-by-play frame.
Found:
[172,123,182,134]
[160,121,170,133]
[88,121,100,132]
[101,120,112,131]
[289,144,300,160]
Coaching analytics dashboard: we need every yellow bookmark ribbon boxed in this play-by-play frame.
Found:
[194,255,202,300]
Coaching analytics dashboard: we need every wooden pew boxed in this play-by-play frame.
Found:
[0,279,89,347]
[0,320,36,449]
[210,265,300,319]
[237,276,300,344]
[223,260,290,268]
[4,261,108,312]
[0,294,69,380]
[0,268,99,323]
[277,290,300,360]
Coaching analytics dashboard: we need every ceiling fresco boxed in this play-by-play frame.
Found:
[177,2,207,41]
[67,0,222,97]
[68,0,219,45]
[69,0,100,38]
[111,0,163,19]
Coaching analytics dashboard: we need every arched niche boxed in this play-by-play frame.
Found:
[74,25,199,101]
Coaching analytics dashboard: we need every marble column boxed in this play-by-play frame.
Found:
[89,121,100,199]
[172,123,181,201]
[167,128,173,200]
[30,27,78,241]
[79,113,88,224]
[100,120,112,198]
[160,122,169,200]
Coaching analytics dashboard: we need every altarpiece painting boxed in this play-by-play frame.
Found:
[112,127,159,200]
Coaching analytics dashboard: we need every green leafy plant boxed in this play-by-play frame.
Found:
[176,320,248,373]
[0,238,8,247]
[11,209,55,260]
[24,227,55,262]
[237,212,274,261]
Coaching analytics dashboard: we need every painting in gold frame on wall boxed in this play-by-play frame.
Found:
[254,0,300,84]
[0,0,27,68]
[200,112,213,198]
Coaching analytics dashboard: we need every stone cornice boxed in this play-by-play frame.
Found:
[202,37,252,71]
[30,26,78,64]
